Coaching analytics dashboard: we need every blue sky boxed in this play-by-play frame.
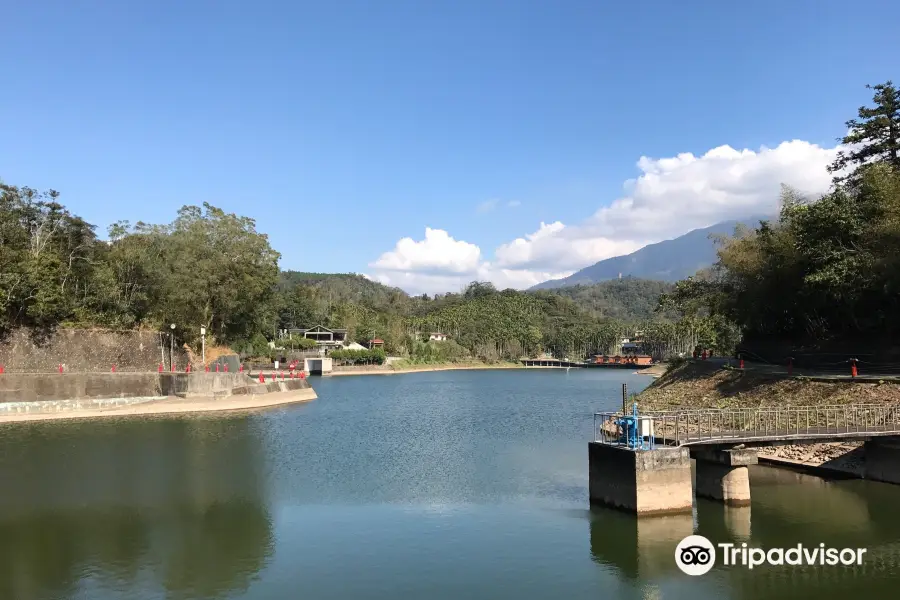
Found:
[2,1,899,293]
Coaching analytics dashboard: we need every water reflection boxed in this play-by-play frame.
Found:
[589,508,694,579]
[587,465,900,599]
[0,418,273,600]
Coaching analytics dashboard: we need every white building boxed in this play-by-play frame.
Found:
[429,332,448,342]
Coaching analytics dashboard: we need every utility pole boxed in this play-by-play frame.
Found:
[170,323,176,370]
[201,325,206,366]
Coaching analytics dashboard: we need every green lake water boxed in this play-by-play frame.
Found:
[1,369,899,599]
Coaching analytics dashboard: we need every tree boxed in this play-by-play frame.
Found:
[158,203,281,344]
[0,184,98,331]
[829,81,900,186]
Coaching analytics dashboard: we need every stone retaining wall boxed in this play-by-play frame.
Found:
[0,328,188,372]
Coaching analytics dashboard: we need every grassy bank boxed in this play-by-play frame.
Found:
[637,359,900,411]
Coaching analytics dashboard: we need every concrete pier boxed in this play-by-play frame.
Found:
[588,442,693,515]
[693,447,757,506]
[864,437,900,484]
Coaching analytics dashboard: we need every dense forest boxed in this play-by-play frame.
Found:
[663,80,900,348]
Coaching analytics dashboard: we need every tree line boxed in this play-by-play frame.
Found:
[0,190,280,348]
[0,182,725,362]
[662,80,900,349]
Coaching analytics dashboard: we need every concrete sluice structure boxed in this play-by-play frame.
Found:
[589,442,758,515]
[590,404,900,515]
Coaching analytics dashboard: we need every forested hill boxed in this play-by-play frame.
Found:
[278,271,409,304]
[277,272,670,324]
[537,278,675,321]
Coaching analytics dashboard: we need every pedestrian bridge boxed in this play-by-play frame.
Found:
[588,403,900,517]
[594,403,900,447]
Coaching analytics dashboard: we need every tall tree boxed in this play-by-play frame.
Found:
[829,81,900,186]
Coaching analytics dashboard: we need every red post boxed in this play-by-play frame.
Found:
[186,364,191,373]
[239,364,244,373]
[205,365,210,372]
[58,364,63,374]
[270,372,275,382]
[787,357,793,376]
[224,364,229,372]
[159,363,163,373]
[281,370,285,381]
[300,371,305,380]
[111,365,116,373]
[258,371,265,383]
[739,356,744,370]
[290,370,295,379]
[0,365,4,374]
[170,363,175,373]
[701,349,708,360]
[851,359,858,378]
[215,363,219,373]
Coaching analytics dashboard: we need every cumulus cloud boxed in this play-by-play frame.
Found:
[493,140,839,272]
[367,227,572,294]
[371,227,481,275]
[369,139,842,294]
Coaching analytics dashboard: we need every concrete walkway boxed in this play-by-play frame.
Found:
[0,386,317,424]
[699,356,900,381]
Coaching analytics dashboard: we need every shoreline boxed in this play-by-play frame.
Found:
[330,363,524,377]
[756,442,865,478]
[0,387,317,424]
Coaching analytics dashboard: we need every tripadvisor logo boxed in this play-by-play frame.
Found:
[675,535,716,576]
[675,535,867,575]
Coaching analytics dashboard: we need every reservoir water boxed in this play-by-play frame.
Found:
[1,369,899,599]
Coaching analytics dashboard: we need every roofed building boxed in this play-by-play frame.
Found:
[288,325,348,349]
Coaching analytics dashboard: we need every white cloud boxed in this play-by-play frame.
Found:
[493,140,839,272]
[506,200,521,208]
[371,227,481,275]
[369,139,842,294]
[367,227,572,295]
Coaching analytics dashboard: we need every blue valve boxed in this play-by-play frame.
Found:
[615,403,651,450]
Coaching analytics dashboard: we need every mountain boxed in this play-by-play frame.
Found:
[531,278,676,321]
[530,218,764,290]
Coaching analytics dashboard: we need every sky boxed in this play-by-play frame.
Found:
[2,0,899,295]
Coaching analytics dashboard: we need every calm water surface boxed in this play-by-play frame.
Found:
[1,369,899,599]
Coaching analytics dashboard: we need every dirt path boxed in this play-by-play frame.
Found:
[0,387,317,424]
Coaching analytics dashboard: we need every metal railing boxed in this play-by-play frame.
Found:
[594,404,900,447]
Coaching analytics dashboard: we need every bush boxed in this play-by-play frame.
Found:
[405,339,470,364]
[287,336,317,350]
[330,348,386,365]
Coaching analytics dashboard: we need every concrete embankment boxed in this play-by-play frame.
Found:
[0,372,316,423]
